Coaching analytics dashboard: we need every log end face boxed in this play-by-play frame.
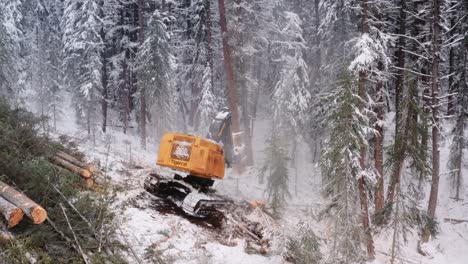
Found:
[32,206,47,224]
[82,170,91,179]
[7,208,24,228]
[86,179,94,188]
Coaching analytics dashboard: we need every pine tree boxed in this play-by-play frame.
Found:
[270,10,311,130]
[0,1,21,101]
[260,127,290,214]
[422,0,442,243]
[447,0,468,201]
[62,0,105,137]
[190,0,219,135]
[136,9,179,139]
[321,76,373,263]
[1,0,25,103]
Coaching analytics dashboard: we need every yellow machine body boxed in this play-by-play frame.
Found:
[156,133,225,180]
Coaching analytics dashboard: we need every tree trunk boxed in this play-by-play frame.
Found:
[454,34,468,200]
[0,196,24,228]
[394,0,406,130]
[422,0,441,243]
[314,0,322,85]
[218,0,240,134]
[357,1,375,259]
[52,157,92,179]
[358,72,375,260]
[138,0,147,149]
[206,0,214,91]
[374,74,384,211]
[447,15,456,116]
[100,1,108,133]
[386,0,407,207]
[374,6,385,212]
[0,181,47,224]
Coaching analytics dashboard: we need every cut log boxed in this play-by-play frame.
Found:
[0,196,24,228]
[56,151,96,173]
[52,157,91,179]
[0,230,11,245]
[52,164,94,188]
[0,180,47,224]
[85,179,94,188]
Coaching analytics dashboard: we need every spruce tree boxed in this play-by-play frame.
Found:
[260,127,290,214]
[321,75,374,263]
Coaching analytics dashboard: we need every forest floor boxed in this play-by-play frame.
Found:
[49,115,288,263]
[40,101,468,263]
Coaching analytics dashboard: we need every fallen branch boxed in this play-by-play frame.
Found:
[444,218,468,224]
[229,216,262,242]
[0,180,47,224]
[60,203,90,264]
[53,185,94,231]
[0,196,24,228]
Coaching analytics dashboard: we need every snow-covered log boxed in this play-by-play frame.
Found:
[0,180,47,224]
[0,196,24,228]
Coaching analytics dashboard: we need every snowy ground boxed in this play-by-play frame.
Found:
[26,95,468,263]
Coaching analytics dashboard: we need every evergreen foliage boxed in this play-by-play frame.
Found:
[137,9,179,137]
[0,99,124,263]
[260,128,290,214]
[284,222,322,264]
[320,75,375,263]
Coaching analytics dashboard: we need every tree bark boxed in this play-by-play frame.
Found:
[138,0,147,149]
[218,0,240,134]
[422,0,441,243]
[52,157,92,179]
[374,78,384,211]
[0,181,47,224]
[447,14,456,116]
[357,0,375,259]
[386,0,407,207]
[100,1,108,133]
[374,6,385,212]
[0,196,24,228]
[394,0,406,131]
[206,0,214,91]
[314,0,322,84]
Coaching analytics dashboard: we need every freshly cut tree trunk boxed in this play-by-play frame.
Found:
[0,181,47,224]
[0,196,24,228]
[56,151,95,173]
[52,157,91,179]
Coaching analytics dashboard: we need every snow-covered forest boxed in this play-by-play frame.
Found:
[0,0,467,263]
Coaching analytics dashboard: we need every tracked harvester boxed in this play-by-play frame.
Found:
[144,109,234,217]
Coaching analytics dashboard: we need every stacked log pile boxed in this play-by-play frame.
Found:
[0,180,47,227]
[51,151,100,187]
